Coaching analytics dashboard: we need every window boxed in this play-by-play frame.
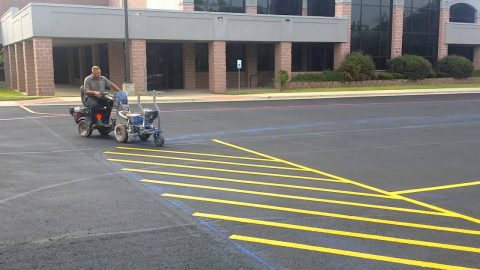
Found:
[449,45,474,62]
[257,0,302,15]
[292,43,334,71]
[351,0,392,68]
[227,43,246,71]
[403,0,440,63]
[450,3,476,23]
[307,0,335,17]
[194,0,245,13]
[257,44,275,71]
[195,44,209,72]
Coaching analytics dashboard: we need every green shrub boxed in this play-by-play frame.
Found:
[290,73,323,82]
[339,52,375,81]
[392,72,404,79]
[377,73,394,80]
[388,55,432,80]
[428,70,438,78]
[275,70,290,89]
[437,56,474,79]
[321,70,350,81]
[473,70,480,77]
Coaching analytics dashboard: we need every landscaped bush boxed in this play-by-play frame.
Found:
[428,70,438,78]
[388,55,432,80]
[473,70,480,77]
[290,73,323,82]
[392,72,404,79]
[437,56,474,79]
[339,52,375,81]
[377,73,394,80]
[290,70,349,82]
[275,70,290,89]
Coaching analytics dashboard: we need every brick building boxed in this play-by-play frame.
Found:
[1,0,479,95]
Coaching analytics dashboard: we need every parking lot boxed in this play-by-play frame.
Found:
[1,94,479,269]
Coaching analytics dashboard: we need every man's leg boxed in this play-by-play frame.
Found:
[84,97,99,124]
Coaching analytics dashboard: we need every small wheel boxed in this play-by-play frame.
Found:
[78,120,92,137]
[153,134,164,147]
[114,124,128,143]
[98,127,112,136]
[139,134,150,141]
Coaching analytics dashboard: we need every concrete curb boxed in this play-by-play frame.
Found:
[1,88,479,107]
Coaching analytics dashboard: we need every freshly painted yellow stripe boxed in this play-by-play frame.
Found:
[162,193,480,235]
[146,180,446,216]
[393,181,480,195]
[108,158,341,182]
[194,212,480,253]
[105,151,304,171]
[213,139,480,225]
[116,146,276,162]
[230,235,479,270]
[123,167,394,199]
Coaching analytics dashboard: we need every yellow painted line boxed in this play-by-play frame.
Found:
[116,146,277,162]
[213,139,480,225]
[195,212,480,253]
[107,158,341,183]
[393,181,480,195]
[105,151,305,171]
[230,235,479,270]
[146,180,446,216]
[162,193,480,235]
[123,167,395,199]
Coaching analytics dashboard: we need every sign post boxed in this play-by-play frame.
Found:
[237,59,242,90]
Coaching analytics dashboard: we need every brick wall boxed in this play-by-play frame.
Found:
[1,0,108,15]
[196,72,209,89]
[246,6,257,14]
[286,77,480,89]
[14,43,26,92]
[246,44,257,88]
[130,40,146,92]
[391,5,403,59]
[4,47,11,88]
[208,41,227,93]
[8,45,18,90]
[179,2,194,11]
[108,0,121,7]
[334,3,351,68]
[108,42,125,87]
[438,9,449,60]
[183,43,196,89]
[23,40,36,96]
[274,42,292,89]
[33,38,55,96]
[474,47,480,69]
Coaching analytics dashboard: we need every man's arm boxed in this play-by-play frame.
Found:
[104,77,121,91]
[84,76,101,98]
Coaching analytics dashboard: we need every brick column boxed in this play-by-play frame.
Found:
[130,40,146,93]
[391,1,404,59]
[15,43,26,92]
[246,0,257,14]
[4,47,11,88]
[108,41,125,86]
[208,41,227,93]
[9,45,18,90]
[474,47,480,69]
[183,43,196,89]
[109,0,122,7]
[179,0,194,11]
[23,40,36,96]
[246,44,257,88]
[438,8,449,60]
[302,0,308,16]
[33,38,55,96]
[274,42,292,89]
[334,0,351,68]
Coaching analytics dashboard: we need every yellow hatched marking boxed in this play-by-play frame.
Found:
[230,235,479,270]
[213,139,480,225]
[194,212,480,253]
[162,193,480,235]
[124,167,394,199]
[146,180,446,216]
[116,146,277,162]
[105,151,304,171]
[108,158,341,183]
[393,181,480,195]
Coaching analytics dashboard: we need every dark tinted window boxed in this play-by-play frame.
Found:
[257,44,275,71]
[194,0,245,13]
[227,44,246,71]
[195,43,209,72]
[351,0,392,68]
[292,43,334,72]
[448,45,474,61]
[450,3,476,23]
[308,0,335,16]
[257,0,302,15]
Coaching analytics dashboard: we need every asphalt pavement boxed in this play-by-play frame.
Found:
[1,94,479,269]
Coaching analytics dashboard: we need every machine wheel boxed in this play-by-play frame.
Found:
[139,134,150,141]
[98,127,112,136]
[153,134,164,147]
[78,120,92,137]
[114,124,128,143]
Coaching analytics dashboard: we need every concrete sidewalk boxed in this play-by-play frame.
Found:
[1,87,480,107]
